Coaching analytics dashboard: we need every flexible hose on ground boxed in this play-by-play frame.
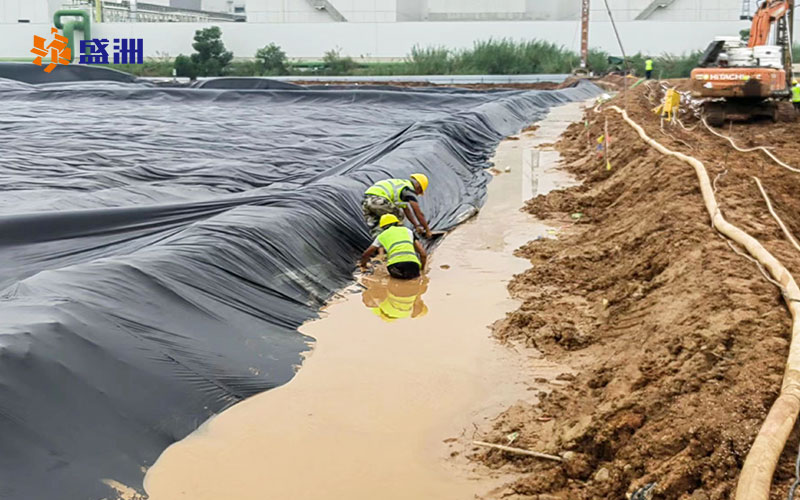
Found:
[701,118,800,174]
[603,105,800,500]
[754,177,800,255]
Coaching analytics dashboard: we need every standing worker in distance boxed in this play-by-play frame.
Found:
[363,174,432,238]
[645,58,654,79]
[792,79,800,112]
[360,214,427,280]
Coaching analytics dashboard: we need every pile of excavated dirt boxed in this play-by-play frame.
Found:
[477,80,800,499]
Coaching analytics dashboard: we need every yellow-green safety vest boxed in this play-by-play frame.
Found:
[377,226,421,267]
[373,292,417,320]
[365,178,415,208]
[645,59,654,71]
[792,84,800,103]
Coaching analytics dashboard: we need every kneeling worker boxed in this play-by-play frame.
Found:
[360,214,427,280]
[363,174,432,238]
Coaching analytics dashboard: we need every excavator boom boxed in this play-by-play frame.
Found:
[748,0,791,47]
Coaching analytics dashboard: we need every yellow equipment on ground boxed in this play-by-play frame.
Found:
[653,88,681,122]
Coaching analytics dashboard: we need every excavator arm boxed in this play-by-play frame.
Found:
[748,0,791,47]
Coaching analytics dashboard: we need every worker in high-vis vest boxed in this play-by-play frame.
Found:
[360,214,427,280]
[645,58,654,80]
[792,79,800,112]
[362,173,431,238]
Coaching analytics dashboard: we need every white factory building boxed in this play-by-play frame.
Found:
[0,0,776,60]
[0,0,759,24]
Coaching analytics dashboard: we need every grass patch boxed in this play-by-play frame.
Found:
[4,39,706,79]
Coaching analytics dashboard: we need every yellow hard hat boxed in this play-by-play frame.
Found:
[410,173,429,193]
[379,214,400,228]
[794,79,798,85]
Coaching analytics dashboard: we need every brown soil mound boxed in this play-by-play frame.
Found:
[478,80,800,499]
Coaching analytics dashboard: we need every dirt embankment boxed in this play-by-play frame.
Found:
[477,81,800,499]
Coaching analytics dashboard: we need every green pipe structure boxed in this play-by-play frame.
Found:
[53,9,91,63]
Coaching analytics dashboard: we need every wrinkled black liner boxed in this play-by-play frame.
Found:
[0,76,600,500]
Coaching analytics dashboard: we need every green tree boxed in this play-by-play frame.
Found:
[173,27,233,78]
[255,43,289,75]
[190,26,233,76]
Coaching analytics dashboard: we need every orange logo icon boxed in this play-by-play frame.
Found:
[31,28,71,73]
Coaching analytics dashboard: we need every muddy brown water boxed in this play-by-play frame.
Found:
[142,101,588,500]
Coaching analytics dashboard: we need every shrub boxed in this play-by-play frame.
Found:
[656,51,703,79]
[174,54,198,79]
[452,38,579,74]
[228,60,261,76]
[256,43,289,75]
[587,49,611,74]
[407,46,453,74]
[154,38,707,79]
[322,49,357,75]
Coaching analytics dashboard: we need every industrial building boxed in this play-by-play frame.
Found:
[0,0,763,24]
[0,0,770,60]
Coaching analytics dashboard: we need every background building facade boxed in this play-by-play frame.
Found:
[0,0,776,60]
[0,0,761,24]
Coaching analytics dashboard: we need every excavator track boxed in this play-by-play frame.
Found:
[703,99,780,127]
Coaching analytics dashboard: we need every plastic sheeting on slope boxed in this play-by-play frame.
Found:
[0,77,601,500]
[0,62,140,84]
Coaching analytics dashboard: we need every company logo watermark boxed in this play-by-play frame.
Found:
[31,28,70,73]
[80,38,143,64]
[32,28,143,73]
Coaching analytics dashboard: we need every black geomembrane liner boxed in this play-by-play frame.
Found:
[0,72,600,499]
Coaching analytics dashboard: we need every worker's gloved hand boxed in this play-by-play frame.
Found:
[415,226,425,236]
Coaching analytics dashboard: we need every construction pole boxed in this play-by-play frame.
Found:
[581,0,590,69]
[602,0,630,108]
[789,0,795,84]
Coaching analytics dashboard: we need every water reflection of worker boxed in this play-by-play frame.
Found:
[362,174,431,238]
[362,275,429,322]
[360,214,427,280]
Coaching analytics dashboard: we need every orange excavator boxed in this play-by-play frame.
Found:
[691,0,795,125]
